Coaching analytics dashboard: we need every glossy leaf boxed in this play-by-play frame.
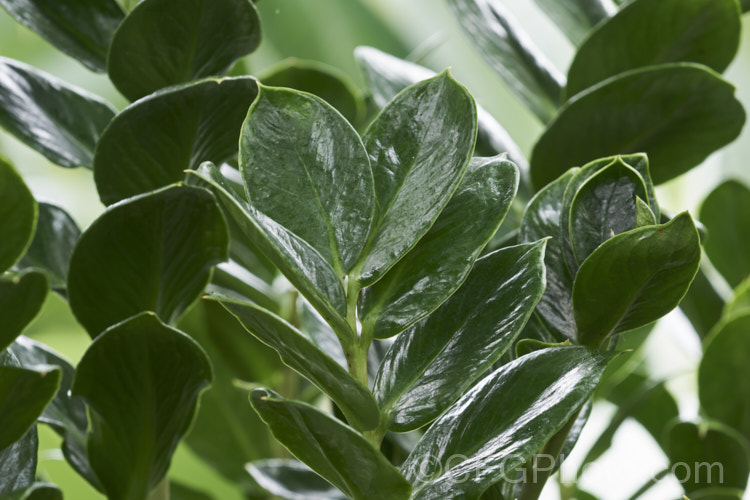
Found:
[18,203,80,292]
[665,422,750,495]
[71,313,213,500]
[247,459,347,500]
[568,158,648,263]
[187,163,349,335]
[0,0,124,72]
[219,297,379,431]
[0,58,116,168]
[531,64,745,187]
[635,196,656,227]
[0,157,37,273]
[353,46,527,167]
[250,389,411,500]
[681,266,725,340]
[573,212,701,346]
[357,72,477,285]
[0,428,37,497]
[0,362,61,451]
[532,0,616,45]
[68,185,229,337]
[446,0,564,122]
[566,0,741,97]
[401,346,614,499]
[240,85,373,274]
[360,156,518,339]
[298,299,347,369]
[0,271,47,352]
[260,58,365,127]
[108,0,261,100]
[699,180,750,288]
[699,312,750,440]
[8,336,97,489]
[520,169,577,341]
[725,276,750,318]
[374,241,546,432]
[94,77,258,205]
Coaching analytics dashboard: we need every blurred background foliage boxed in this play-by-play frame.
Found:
[2,1,750,498]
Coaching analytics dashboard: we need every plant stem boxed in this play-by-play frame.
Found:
[518,408,581,500]
[147,476,170,500]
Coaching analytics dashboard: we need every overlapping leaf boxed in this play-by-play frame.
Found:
[247,459,347,500]
[532,0,615,45]
[0,157,37,273]
[0,271,48,352]
[0,428,38,497]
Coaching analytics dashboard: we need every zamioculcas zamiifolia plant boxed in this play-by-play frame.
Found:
[0,0,748,499]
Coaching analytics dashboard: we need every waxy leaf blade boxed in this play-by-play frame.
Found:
[219,297,380,431]
[680,266,725,340]
[0,0,124,72]
[68,185,229,337]
[402,346,614,499]
[446,0,564,122]
[568,158,648,263]
[566,0,742,97]
[71,313,213,500]
[358,72,477,285]
[699,180,750,288]
[188,163,349,334]
[354,46,527,167]
[520,169,577,341]
[0,157,37,273]
[374,241,546,432]
[108,0,261,101]
[240,86,374,274]
[532,0,616,45]
[360,156,519,339]
[0,361,61,451]
[260,58,365,127]
[0,271,48,353]
[531,64,745,187]
[573,212,701,346]
[18,203,81,293]
[0,58,116,168]
[94,77,258,205]
[250,389,411,500]
[0,428,37,497]
[247,459,347,500]
[699,312,750,441]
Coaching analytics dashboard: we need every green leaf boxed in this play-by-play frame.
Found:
[699,180,750,288]
[520,169,577,341]
[0,428,37,497]
[360,156,518,339]
[665,421,750,495]
[0,271,48,352]
[187,162,349,336]
[353,46,528,166]
[17,483,63,500]
[71,313,213,500]
[68,185,229,337]
[0,361,61,452]
[0,58,116,168]
[568,158,648,264]
[8,336,98,490]
[93,77,258,205]
[240,85,374,274]
[531,64,745,187]
[566,0,741,97]
[680,266,725,340]
[250,389,411,500]
[374,241,546,432]
[18,203,80,293]
[699,312,750,440]
[401,346,614,499]
[170,483,213,500]
[532,0,616,45]
[357,71,477,285]
[259,58,365,127]
[0,0,124,72]
[725,276,750,319]
[0,157,37,273]
[219,297,379,431]
[446,0,564,122]
[247,459,347,500]
[108,0,261,101]
[635,196,656,227]
[573,212,701,346]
